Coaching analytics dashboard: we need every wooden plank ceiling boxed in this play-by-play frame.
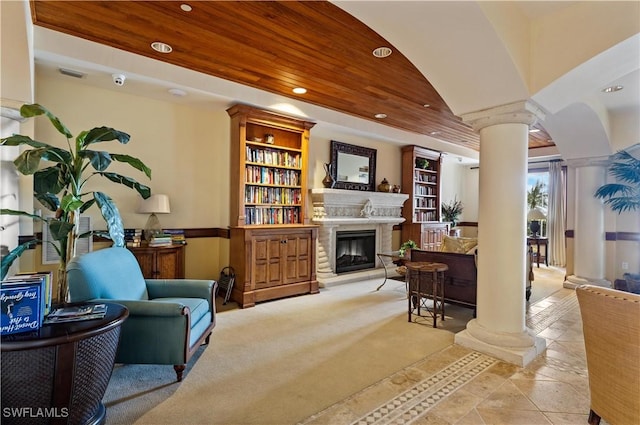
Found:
[30,0,554,152]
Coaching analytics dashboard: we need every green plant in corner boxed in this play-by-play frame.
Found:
[0,104,152,304]
[594,148,640,213]
[441,197,464,228]
[399,239,418,258]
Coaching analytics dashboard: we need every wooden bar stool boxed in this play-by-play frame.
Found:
[405,261,448,327]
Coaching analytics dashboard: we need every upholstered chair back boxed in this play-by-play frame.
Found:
[67,247,150,302]
[576,284,640,425]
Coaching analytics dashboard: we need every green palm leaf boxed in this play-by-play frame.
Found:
[20,104,73,138]
[1,240,38,280]
[99,172,151,198]
[94,192,125,247]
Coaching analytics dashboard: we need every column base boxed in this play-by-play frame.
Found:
[563,275,611,289]
[454,319,546,367]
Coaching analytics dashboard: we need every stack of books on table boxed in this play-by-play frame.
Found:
[44,304,108,324]
[125,228,143,247]
[1,271,53,335]
[164,229,186,245]
[149,234,173,247]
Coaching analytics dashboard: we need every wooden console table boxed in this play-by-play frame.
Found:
[1,303,128,425]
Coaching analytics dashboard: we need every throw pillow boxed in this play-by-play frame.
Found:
[440,235,478,254]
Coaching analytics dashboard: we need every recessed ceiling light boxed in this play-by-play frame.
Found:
[423,104,431,108]
[168,88,187,97]
[151,41,173,53]
[180,4,192,12]
[372,47,392,58]
[529,128,540,133]
[602,85,623,93]
[429,131,441,136]
[292,87,307,94]
[374,113,387,119]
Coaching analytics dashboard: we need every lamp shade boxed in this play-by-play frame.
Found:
[138,194,171,214]
[527,207,546,221]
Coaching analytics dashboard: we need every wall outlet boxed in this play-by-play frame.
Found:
[622,262,629,270]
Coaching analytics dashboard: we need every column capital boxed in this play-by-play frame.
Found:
[461,100,546,132]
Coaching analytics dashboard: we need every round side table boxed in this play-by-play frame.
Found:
[1,302,128,425]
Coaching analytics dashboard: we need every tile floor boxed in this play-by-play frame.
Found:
[300,287,602,425]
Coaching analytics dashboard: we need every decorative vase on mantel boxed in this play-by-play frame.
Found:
[322,163,335,188]
[377,178,390,192]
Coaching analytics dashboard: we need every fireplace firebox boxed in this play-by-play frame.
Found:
[335,230,376,273]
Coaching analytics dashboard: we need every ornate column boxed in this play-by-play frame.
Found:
[565,161,611,288]
[455,101,546,366]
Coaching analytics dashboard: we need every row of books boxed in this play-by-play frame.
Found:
[245,166,300,186]
[244,206,300,225]
[1,271,52,335]
[245,146,301,168]
[244,186,302,205]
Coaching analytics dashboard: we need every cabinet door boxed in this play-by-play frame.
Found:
[252,235,284,289]
[134,250,156,279]
[156,249,179,279]
[283,232,312,284]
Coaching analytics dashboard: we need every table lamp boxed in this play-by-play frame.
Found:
[138,194,171,241]
[527,207,546,238]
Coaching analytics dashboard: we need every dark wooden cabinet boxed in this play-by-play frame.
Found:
[401,145,446,250]
[128,244,185,279]
[230,226,318,308]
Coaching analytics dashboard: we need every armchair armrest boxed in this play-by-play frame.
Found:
[92,299,188,317]
[145,279,216,298]
[145,279,218,312]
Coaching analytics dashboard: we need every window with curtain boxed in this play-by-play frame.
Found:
[527,170,549,237]
[527,162,566,267]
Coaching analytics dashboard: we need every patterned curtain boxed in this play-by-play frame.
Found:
[547,162,566,266]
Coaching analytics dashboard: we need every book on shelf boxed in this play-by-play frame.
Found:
[43,303,108,324]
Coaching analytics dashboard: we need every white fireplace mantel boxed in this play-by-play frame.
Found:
[311,188,408,286]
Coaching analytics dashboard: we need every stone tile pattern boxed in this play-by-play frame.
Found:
[300,288,597,425]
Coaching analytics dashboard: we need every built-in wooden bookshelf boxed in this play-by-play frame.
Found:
[401,145,448,250]
[226,105,318,307]
[227,104,314,226]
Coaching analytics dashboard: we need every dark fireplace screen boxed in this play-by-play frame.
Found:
[335,230,376,273]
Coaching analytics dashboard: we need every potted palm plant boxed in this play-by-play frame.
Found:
[1,104,151,304]
[441,197,464,229]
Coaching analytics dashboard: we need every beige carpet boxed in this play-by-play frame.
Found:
[103,267,564,425]
[104,278,454,425]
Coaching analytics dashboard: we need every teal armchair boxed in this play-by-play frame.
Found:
[67,247,217,381]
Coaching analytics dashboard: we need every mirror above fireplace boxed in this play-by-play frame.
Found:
[330,140,377,191]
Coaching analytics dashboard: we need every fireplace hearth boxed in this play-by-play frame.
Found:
[335,230,376,273]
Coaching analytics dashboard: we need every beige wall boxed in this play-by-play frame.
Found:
[27,68,638,285]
